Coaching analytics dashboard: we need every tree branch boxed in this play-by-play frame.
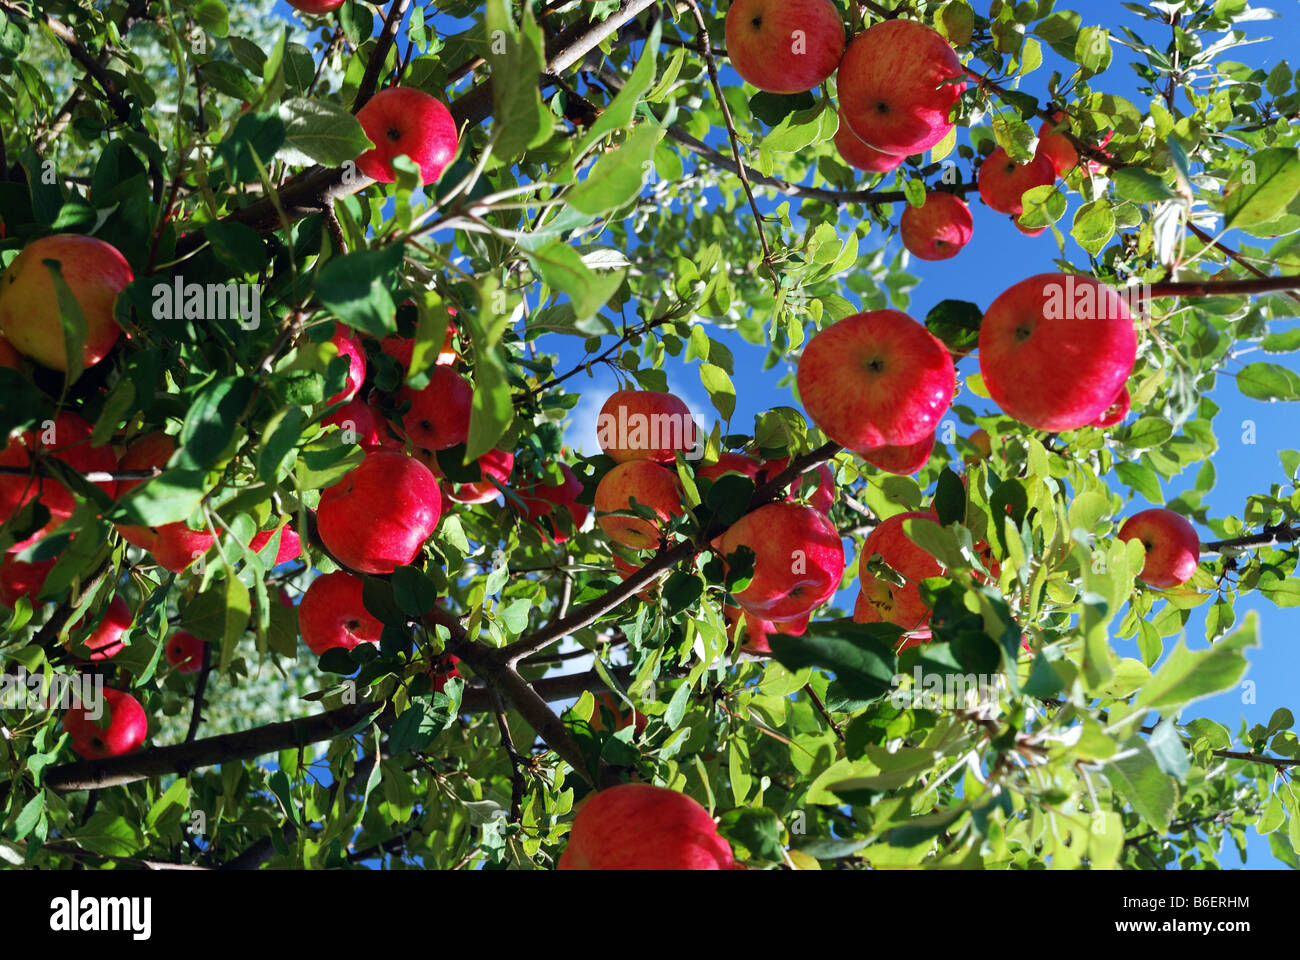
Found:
[352,0,411,112]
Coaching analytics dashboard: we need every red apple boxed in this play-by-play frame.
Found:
[63,687,148,759]
[287,0,344,14]
[326,324,366,406]
[724,604,809,655]
[165,629,206,673]
[837,19,965,156]
[355,87,459,185]
[444,448,514,504]
[977,147,1056,216]
[317,449,442,574]
[856,510,944,631]
[900,191,973,261]
[763,457,837,514]
[69,594,133,661]
[398,365,473,452]
[0,235,132,372]
[0,334,22,369]
[1036,113,1079,177]
[724,0,845,95]
[594,460,684,550]
[248,522,303,565]
[516,461,589,543]
[858,431,936,475]
[115,431,174,497]
[298,570,384,656]
[979,273,1137,431]
[716,501,844,622]
[0,552,56,608]
[323,397,385,446]
[797,310,955,449]
[1119,508,1200,589]
[1094,384,1131,427]
[613,555,658,602]
[117,521,215,573]
[834,112,906,172]
[597,390,697,464]
[696,451,764,483]
[558,783,734,870]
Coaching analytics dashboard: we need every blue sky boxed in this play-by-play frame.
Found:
[266,0,1300,867]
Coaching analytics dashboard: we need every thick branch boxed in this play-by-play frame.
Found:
[1143,274,1300,298]
[352,0,411,112]
[1201,524,1300,554]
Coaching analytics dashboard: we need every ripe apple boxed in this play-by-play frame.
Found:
[428,653,461,693]
[516,461,589,543]
[1036,112,1079,177]
[1119,508,1201,588]
[696,451,764,483]
[979,273,1137,431]
[900,191,973,261]
[762,457,837,514]
[797,310,955,449]
[117,521,215,573]
[589,692,648,736]
[380,318,458,374]
[116,431,174,497]
[716,501,844,622]
[287,0,344,14]
[0,552,56,608]
[355,87,459,185]
[724,0,845,95]
[0,411,119,544]
[856,510,944,631]
[837,19,965,156]
[613,555,658,602]
[977,147,1056,216]
[597,390,697,464]
[1094,383,1131,427]
[1013,215,1047,237]
[298,570,384,656]
[0,334,21,369]
[69,594,133,661]
[398,365,473,452]
[858,431,936,476]
[439,448,514,504]
[0,234,132,372]
[594,460,684,550]
[165,629,206,673]
[558,783,734,870]
[834,112,906,173]
[724,604,809,655]
[248,522,303,565]
[63,687,148,759]
[326,324,366,406]
[317,449,442,574]
[324,397,385,446]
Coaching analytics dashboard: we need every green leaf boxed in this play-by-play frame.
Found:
[258,406,307,484]
[523,241,624,326]
[1072,200,1115,255]
[313,245,404,339]
[1115,461,1163,503]
[42,258,87,384]
[1106,740,1177,833]
[1224,148,1300,230]
[566,124,664,216]
[925,300,982,356]
[485,0,546,162]
[278,98,373,166]
[216,110,285,184]
[767,622,900,702]
[717,807,784,861]
[178,376,256,470]
[462,277,515,462]
[1112,168,1176,203]
[114,469,207,526]
[699,362,735,420]
[1133,613,1258,713]
[1237,361,1300,401]
[1122,417,1174,449]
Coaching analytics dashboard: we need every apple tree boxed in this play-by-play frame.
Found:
[1,0,1300,870]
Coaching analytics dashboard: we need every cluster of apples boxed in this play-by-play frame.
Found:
[591,389,845,653]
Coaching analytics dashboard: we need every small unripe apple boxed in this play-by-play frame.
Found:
[1119,509,1201,588]
[317,449,442,574]
[355,87,459,185]
[724,0,845,95]
[900,191,973,261]
[594,460,684,549]
[0,234,132,372]
[298,570,384,656]
[165,629,206,673]
[558,783,735,870]
[63,687,148,759]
